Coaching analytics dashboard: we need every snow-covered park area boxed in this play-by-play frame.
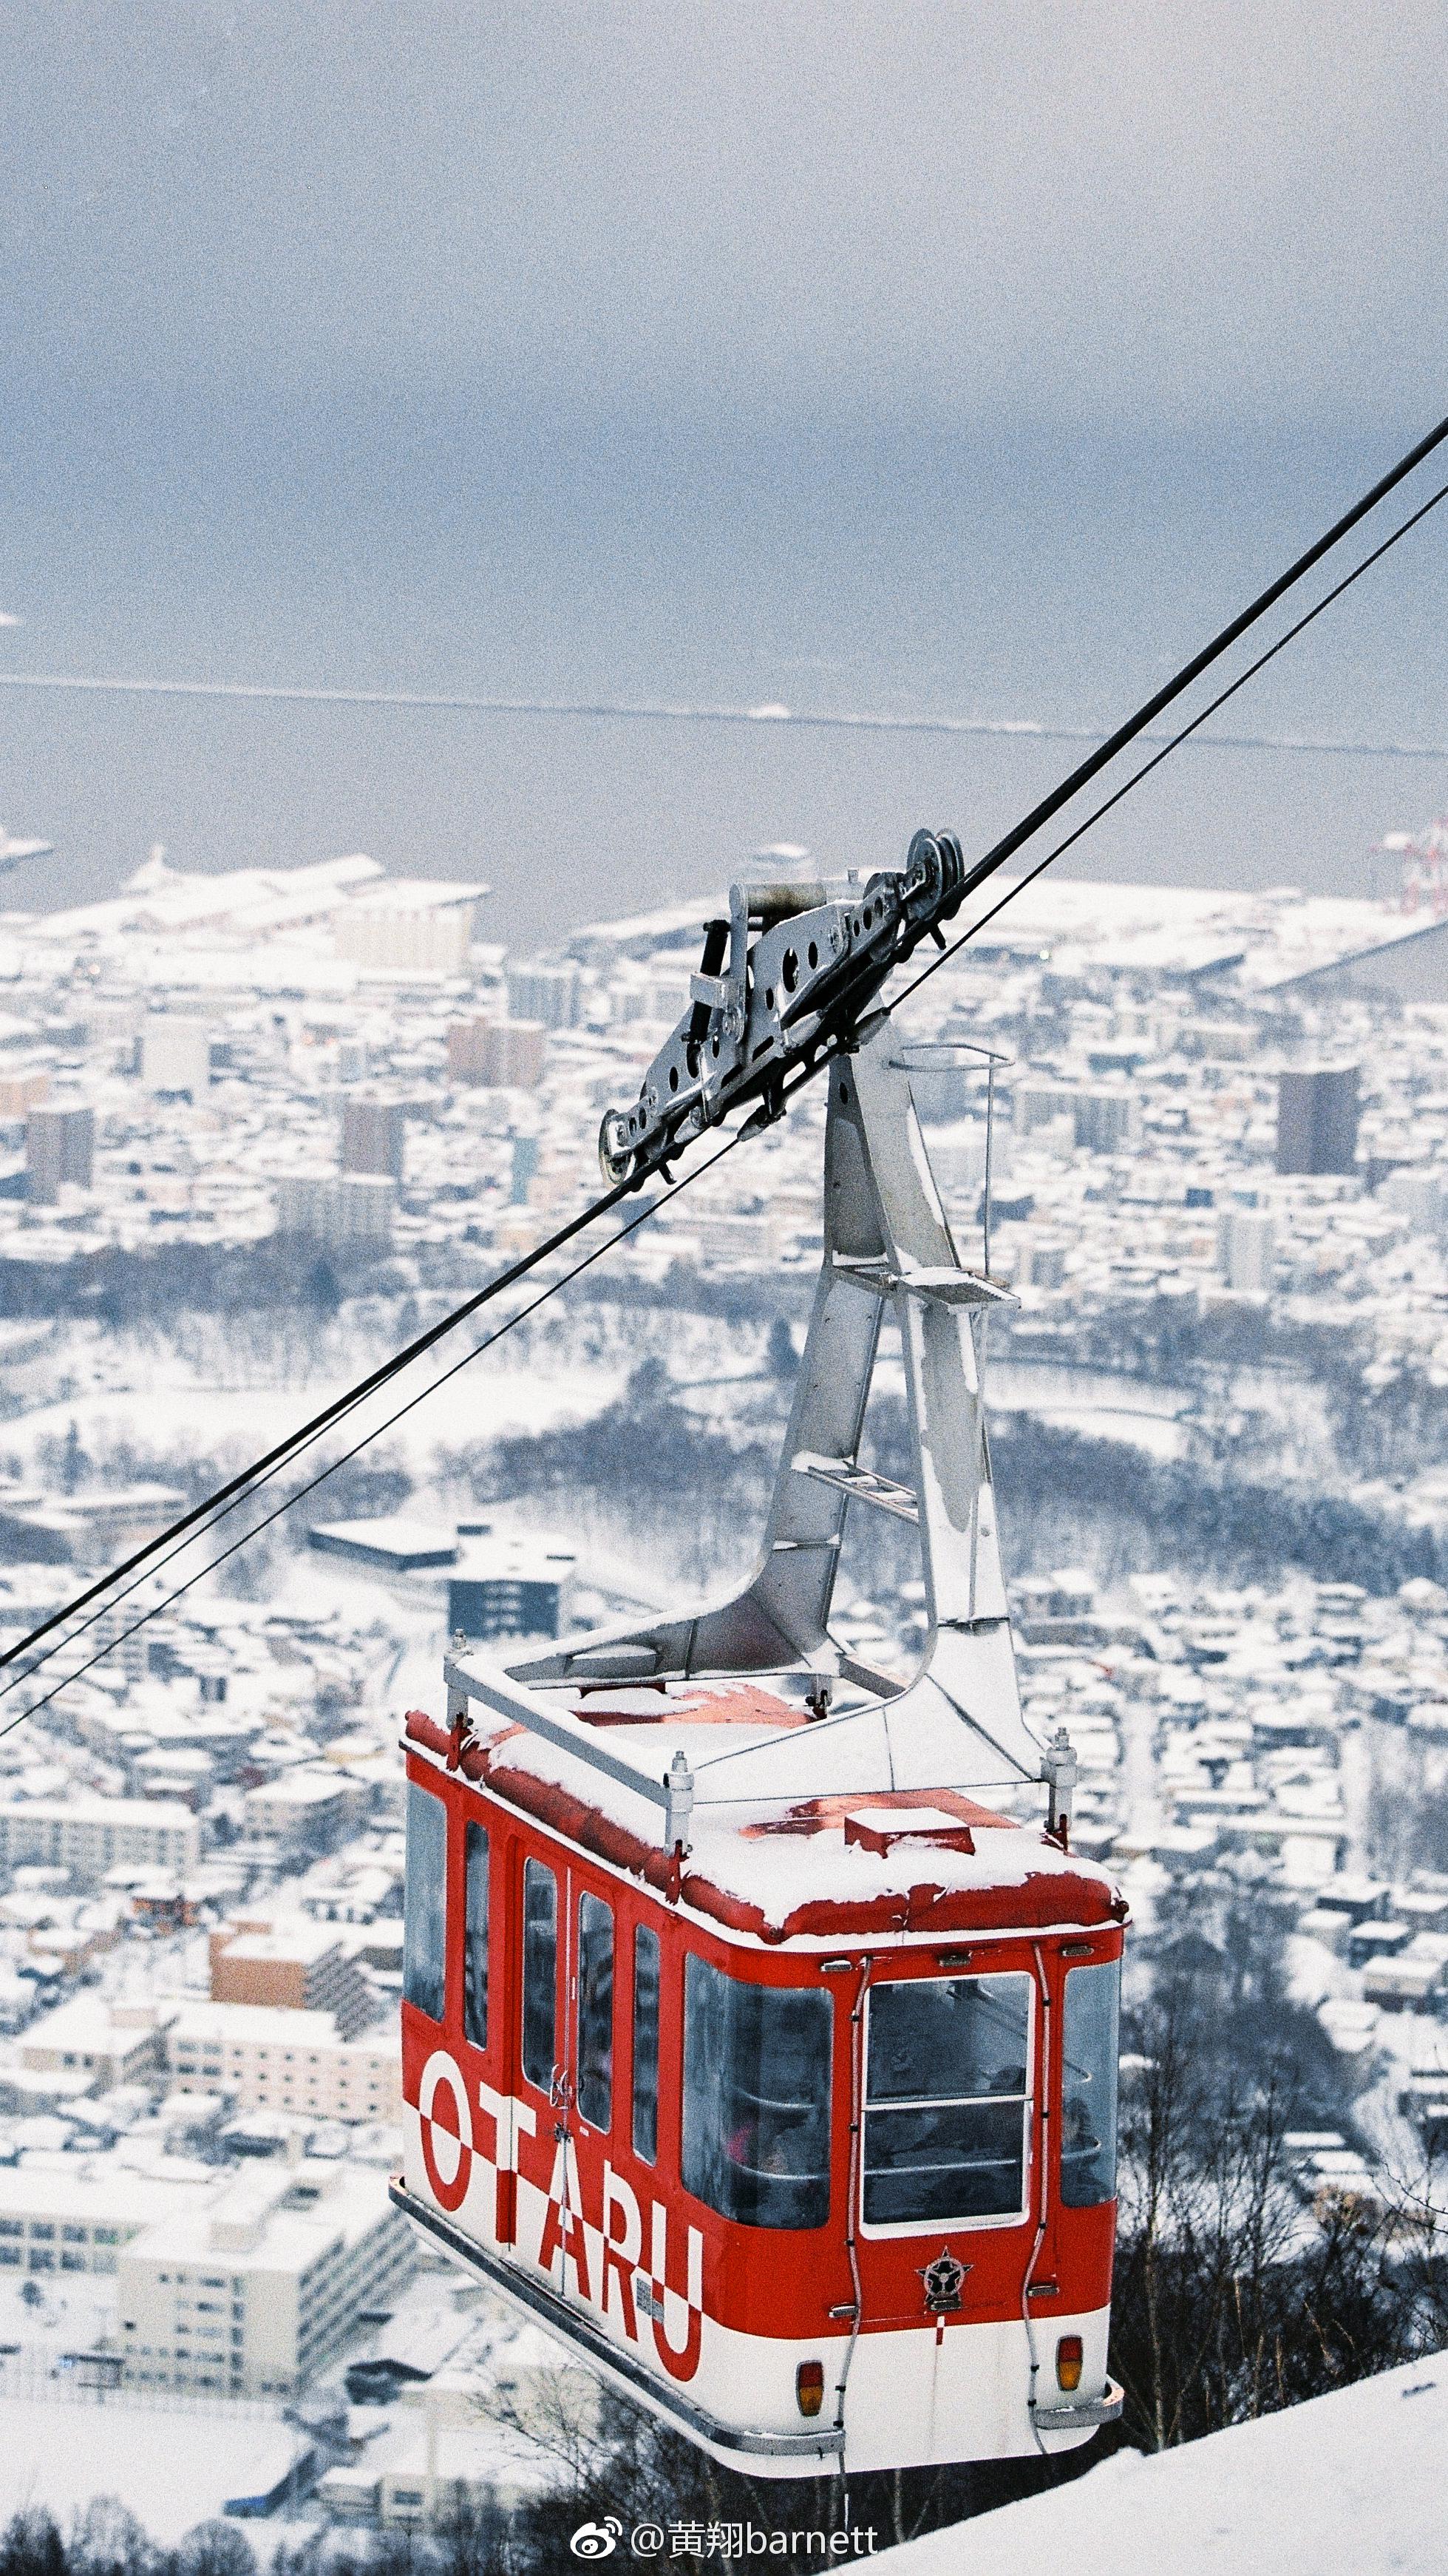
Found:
[0,2387,308,2545]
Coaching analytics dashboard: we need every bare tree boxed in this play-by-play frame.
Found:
[1111,1914,1427,2450]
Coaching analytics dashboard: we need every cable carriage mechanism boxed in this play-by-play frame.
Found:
[392,969,1128,2476]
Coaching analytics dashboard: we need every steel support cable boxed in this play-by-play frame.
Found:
[888,467,1448,1021]
[762,467,1448,1133]
[0,1124,747,1704]
[931,406,1448,924]
[2,411,1447,1708]
[0,1128,747,1743]
[0,1150,679,1683]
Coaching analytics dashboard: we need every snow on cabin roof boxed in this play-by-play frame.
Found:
[567,1680,809,1731]
[404,1679,1123,1940]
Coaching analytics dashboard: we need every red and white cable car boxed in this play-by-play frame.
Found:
[392,1026,1127,2475]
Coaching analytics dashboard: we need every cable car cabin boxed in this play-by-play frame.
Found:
[390,1023,1128,2475]
[395,1690,1125,2477]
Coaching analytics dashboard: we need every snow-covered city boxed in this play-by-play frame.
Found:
[0,835,1443,2548]
[6,12,1448,2569]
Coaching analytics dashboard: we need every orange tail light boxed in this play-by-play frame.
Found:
[1056,2334,1084,2393]
[796,2359,826,2419]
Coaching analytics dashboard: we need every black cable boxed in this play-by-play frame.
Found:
[936,406,1448,921]
[5,408,1448,1711]
[0,1127,747,1728]
[890,467,1448,1018]
[0,1148,664,1681]
[0,1141,745,1743]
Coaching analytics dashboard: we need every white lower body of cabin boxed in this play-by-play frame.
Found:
[395,2104,1115,2478]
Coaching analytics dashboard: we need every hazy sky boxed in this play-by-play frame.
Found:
[4,4,1448,939]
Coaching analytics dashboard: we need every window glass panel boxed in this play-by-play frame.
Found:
[521,1859,558,2091]
[863,1974,1031,2228]
[463,1823,489,2049]
[402,1783,446,2021]
[576,1893,614,2131]
[867,1976,1029,2103]
[632,1926,661,2163]
[1061,1958,1121,2208]
[682,1955,831,2229]
[863,2101,1024,2223]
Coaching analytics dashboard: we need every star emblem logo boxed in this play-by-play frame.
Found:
[918,2246,969,2314]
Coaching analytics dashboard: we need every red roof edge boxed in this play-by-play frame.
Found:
[401,1709,1126,1939]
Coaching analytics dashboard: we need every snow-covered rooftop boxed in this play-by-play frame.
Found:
[406,1681,1124,1941]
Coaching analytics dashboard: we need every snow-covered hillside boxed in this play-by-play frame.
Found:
[877,2351,1448,2575]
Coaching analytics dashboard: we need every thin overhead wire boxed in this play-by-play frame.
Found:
[0,1124,747,1735]
[925,407,1448,928]
[0,1147,659,1682]
[890,466,1448,1020]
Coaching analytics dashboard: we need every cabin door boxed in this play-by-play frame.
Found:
[518,1857,618,2307]
[555,1867,618,2313]
[517,1846,573,2293]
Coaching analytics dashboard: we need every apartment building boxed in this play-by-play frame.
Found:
[242,1768,368,1855]
[167,1999,401,2121]
[118,2160,414,2396]
[341,1097,407,1180]
[444,1014,546,1088]
[0,1794,200,1878]
[210,1916,375,2038]
[19,1994,170,2089]
[0,2151,411,2396]
[26,1101,95,1202]
[0,2161,213,2278]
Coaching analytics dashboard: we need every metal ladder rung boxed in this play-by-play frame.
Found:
[792,1449,921,1524]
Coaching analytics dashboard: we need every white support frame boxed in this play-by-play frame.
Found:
[445,1020,1053,1837]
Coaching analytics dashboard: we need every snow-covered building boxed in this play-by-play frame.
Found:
[118,2155,412,2397]
[167,1999,401,2121]
[0,1794,200,1878]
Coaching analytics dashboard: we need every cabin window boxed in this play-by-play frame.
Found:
[576,1893,614,2130]
[521,1859,558,2091]
[682,1956,832,2229]
[863,1974,1031,2226]
[1061,1958,1121,2208]
[463,1823,489,2049]
[633,1925,661,2164]
[402,1783,446,2021]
